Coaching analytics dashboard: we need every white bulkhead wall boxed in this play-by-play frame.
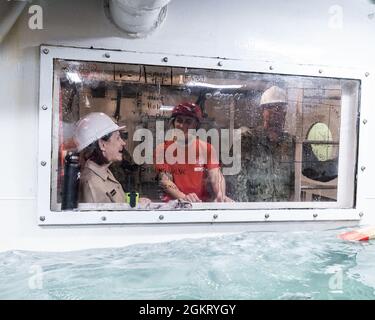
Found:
[0,0,375,251]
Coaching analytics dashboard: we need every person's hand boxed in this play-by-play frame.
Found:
[180,193,202,203]
[138,197,152,208]
[224,196,235,202]
[213,194,235,202]
[213,191,225,202]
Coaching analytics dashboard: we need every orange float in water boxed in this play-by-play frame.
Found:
[339,227,375,241]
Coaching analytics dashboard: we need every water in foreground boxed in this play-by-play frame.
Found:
[0,228,374,299]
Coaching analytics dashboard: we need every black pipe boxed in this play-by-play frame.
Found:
[126,191,139,208]
[61,152,81,210]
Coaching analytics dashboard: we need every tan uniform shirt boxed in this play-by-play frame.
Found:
[79,160,125,203]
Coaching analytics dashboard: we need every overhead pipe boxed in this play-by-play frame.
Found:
[0,1,27,44]
[108,0,173,38]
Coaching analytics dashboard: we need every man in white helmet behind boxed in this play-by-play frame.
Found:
[226,85,295,202]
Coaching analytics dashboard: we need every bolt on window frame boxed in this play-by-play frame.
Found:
[37,45,369,226]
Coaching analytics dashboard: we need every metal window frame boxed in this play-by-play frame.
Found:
[37,45,370,226]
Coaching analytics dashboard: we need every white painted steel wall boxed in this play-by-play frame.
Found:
[0,0,375,252]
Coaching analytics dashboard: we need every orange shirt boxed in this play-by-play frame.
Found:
[154,138,220,201]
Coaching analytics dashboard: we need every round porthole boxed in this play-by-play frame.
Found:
[307,122,334,161]
[302,122,338,182]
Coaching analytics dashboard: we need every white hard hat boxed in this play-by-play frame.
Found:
[260,86,287,106]
[73,112,126,152]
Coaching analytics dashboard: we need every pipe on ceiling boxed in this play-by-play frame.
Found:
[108,0,172,38]
[0,1,27,44]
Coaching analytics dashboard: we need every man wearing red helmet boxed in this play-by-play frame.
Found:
[154,102,232,203]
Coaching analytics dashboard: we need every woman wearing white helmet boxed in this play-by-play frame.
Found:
[74,112,149,205]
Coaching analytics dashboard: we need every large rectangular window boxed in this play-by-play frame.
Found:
[50,59,359,211]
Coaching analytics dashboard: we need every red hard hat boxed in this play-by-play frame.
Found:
[171,102,203,122]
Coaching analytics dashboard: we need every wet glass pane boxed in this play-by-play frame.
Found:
[51,59,359,210]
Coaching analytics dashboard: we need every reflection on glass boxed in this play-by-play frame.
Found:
[50,59,359,211]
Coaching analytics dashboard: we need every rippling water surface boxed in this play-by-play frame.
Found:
[0,228,374,299]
